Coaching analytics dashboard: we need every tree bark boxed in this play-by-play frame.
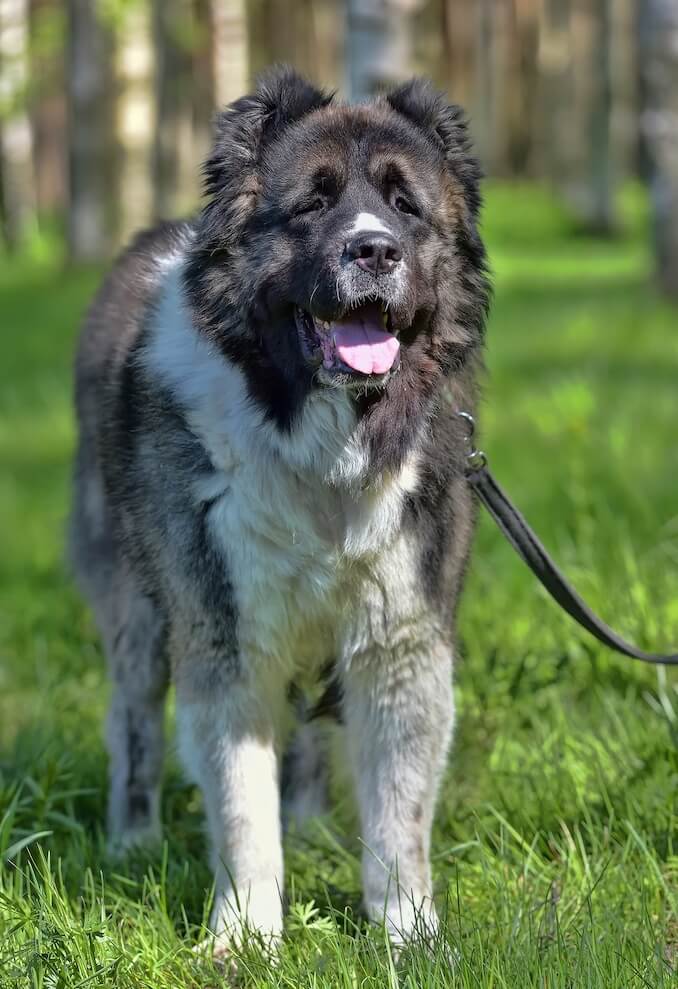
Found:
[568,0,615,231]
[441,0,475,110]
[608,0,637,186]
[30,0,67,220]
[346,0,422,100]
[0,0,36,250]
[539,0,616,231]
[114,1,155,247]
[66,0,113,261]
[503,0,540,176]
[640,0,678,298]
[152,0,195,219]
[191,0,215,169]
[211,0,249,106]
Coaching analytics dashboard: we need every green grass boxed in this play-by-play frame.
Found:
[1,184,677,987]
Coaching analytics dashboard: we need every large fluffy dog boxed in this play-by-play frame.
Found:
[70,68,489,951]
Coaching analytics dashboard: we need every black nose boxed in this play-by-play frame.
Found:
[346,232,403,276]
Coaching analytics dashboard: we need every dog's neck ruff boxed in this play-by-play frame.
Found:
[143,258,397,492]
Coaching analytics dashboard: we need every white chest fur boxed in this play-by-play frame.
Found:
[205,449,418,666]
[144,260,419,670]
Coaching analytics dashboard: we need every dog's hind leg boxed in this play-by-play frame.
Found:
[75,544,168,850]
[282,719,332,831]
[97,569,169,852]
[71,458,169,851]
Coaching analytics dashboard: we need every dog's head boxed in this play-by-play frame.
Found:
[185,68,489,462]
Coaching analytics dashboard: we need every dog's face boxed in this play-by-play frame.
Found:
[251,106,461,390]
[185,69,488,464]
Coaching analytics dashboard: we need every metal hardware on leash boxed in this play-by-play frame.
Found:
[456,411,487,471]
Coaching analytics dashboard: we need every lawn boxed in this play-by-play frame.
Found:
[0,185,677,987]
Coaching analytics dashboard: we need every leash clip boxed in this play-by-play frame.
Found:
[457,411,487,471]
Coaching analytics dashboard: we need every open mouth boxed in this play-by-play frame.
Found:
[294,302,401,379]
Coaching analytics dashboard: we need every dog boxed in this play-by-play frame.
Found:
[69,67,489,952]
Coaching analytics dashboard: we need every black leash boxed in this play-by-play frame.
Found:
[457,412,678,667]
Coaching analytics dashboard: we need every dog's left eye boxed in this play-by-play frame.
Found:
[392,193,418,217]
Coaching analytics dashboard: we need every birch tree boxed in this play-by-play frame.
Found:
[31,0,67,219]
[248,0,341,91]
[114,0,154,245]
[346,0,422,100]
[0,0,35,249]
[567,0,615,231]
[152,0,194,219]
[640,0,678,297]
[539,0,615,232]
[66,0,113,261]
[441,0,475,111]
[211,0,249,107]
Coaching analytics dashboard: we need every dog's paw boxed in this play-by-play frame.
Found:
[106,822,163,859]
[191,933,238,976]
[368,896,441,955]
[204,883,283,956]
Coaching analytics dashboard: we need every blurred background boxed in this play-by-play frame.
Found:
[0,0,676,297]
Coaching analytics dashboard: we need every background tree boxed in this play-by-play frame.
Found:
[0,0,673,304]
[114,0,154,246]
[30,0,67,221]
[345,0,422,100]
[0,0,36,249]
[152,0,195,219]
[640,0,678,298]
[210,0,249,107]
[66,0,114,261]
[539,0,616,232]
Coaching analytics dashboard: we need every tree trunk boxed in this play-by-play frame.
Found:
[441,0,475,110]
[539,0,616,231]
[114,0,154,247]
[0,0,36,250]
[503,0,540,176]
[640,0,678,298]
[537,0,572,185]
[30,0,67,220]
[152,0,195,219]
[608,0,637,187]
[191,0,215,169]
[346,0,422,100]
[482,0,515,176]
[569,0,615,231]
[211,0,249,106]
[66,0,113,262]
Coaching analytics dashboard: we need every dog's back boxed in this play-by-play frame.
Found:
[70,221,192,603]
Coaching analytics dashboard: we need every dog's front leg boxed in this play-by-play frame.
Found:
[176,667,285,954]
[341,635,454,945]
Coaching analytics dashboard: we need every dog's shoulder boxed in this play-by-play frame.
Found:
[74,220,195,411]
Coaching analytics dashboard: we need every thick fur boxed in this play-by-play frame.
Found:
[70,68,489,951]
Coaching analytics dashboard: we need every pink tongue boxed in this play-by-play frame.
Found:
[331,304,400,375]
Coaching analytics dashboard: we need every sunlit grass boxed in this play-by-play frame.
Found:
[0,184,676,986]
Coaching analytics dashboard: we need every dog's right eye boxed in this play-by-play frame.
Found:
[294,197,325,217]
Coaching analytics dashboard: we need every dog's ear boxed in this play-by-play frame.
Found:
[386,78,482,217]
[201,67,332,239]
